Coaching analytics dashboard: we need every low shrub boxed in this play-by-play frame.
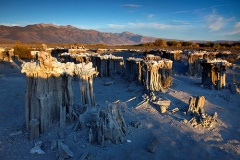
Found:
[14,44,32,59]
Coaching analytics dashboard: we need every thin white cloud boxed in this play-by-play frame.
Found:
[207,15,224,31]
[108,24,126,29]
[171,9,196,14]
[0,23,26,26]
[128,22,147,28]
[147,14,154,19]
[209,4,231,8]
[108,22,176,30]
[228,22,240,35]
[123,4,141,8]
[149,23,174,29]
[0,22,62,27]
[234,22,240,28]
[171,4,230,14]
[205,10,234,32]
[168,20,191,25]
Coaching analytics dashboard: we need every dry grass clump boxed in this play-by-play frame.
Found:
[233,75,240,85]
[13,44,32,59]
[163,77,173,88]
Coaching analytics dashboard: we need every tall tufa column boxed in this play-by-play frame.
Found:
[75,62,98,106]
[22,52,98,134]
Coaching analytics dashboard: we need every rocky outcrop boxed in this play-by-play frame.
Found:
[199,59,231,89]
[78,102,128,145]
[75,62,98,106]
[91,54,124,77]
[21,51,97,136]
[187,96,218,128]
[126,57,173,92]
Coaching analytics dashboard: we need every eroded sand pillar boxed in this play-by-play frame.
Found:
[22,51,98,134]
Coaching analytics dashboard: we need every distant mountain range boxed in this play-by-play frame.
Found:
[0,23,157,45]
[0,23,238,45]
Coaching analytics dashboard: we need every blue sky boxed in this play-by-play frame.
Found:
[1,0,240,41]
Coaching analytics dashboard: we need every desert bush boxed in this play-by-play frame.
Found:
[219,42,231,48]
[0,51,10,61]
[143,42,155,47]
[213,44,221,48]
[162,76,173,88]
[205,42,215,47]
[167,41,182,47]
[13,43,32,59]
[154,39,167,47]
[232,42,240,48]
[233,75,240,85]
[226,57,236,63]
[182,41,194,47]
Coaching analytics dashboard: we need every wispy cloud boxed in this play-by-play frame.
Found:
[235,22,240,27]
[147,14,154,19]
[171,9,196,14]
[167,20,191,25]
[228,22,240,35]
[0,22,63,27]
[123,4,141,8]
[205,11,234,32]
[108,24,126,29]
[108,22,176,30]
[206,15,224,31]
[171,4,230,14]
[149,23,174,29]
[0,22,27,26]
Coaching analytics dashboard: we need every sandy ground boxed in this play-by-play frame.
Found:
[0,53,240,160]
